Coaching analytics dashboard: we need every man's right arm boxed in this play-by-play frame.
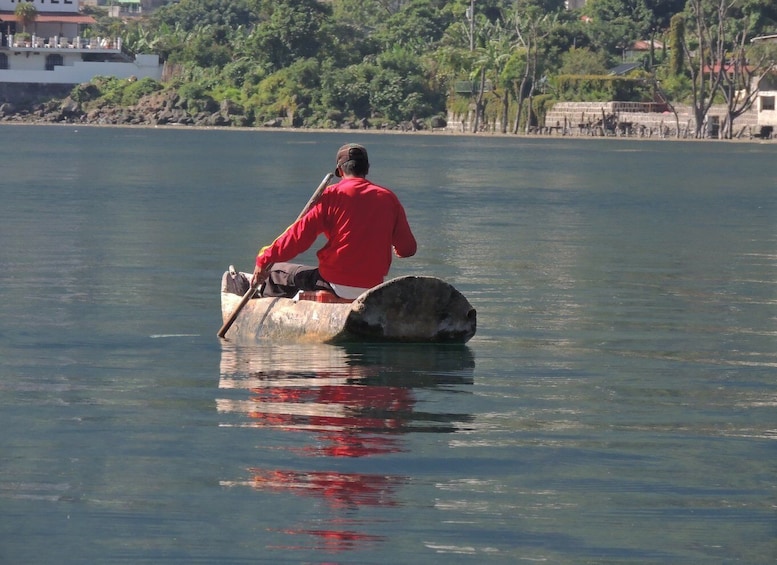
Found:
[393,205,417,258]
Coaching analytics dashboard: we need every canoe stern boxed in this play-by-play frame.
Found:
[344,276,476,343]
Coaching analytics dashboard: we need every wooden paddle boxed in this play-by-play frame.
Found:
[217,172,335,338]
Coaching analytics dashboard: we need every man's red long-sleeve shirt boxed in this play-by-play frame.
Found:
[256,177,417,289]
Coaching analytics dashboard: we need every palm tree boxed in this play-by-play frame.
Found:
[15,2,38,37]
[470,21,499,133]
[508,8,556,135]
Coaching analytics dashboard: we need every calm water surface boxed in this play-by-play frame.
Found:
[1,125,775,564]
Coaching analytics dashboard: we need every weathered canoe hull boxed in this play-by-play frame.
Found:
[220,273,477,343]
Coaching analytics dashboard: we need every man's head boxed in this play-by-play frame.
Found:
[335,143,369,177]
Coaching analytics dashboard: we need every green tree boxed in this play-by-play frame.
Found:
[734,0,777,34]
[558,47,608,75]
[648,0,687,29]
[718,20,777,137]
[469,18,496,132]
[152,0,258,32]
[372,45,442,124]
[502,48,528,112]
[680,0,736,138]
[248,58,321,125]
[248,0,331,72]
[119,22,162,56]
[507,4,558,134]
[182,25,233,68]
[470,21,514,132]
[331,0,389,31]
[582,0,652,63]
[14,2,37,35]
[490,24,518,134]
[319,61,376,122]
[668,13,684,76]
[372,0,452,54]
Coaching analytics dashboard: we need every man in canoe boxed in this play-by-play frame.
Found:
[250,143,417,300]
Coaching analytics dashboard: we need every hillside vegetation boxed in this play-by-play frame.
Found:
[79,0,777,137]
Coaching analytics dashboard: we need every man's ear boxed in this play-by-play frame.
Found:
[335,166,343,178]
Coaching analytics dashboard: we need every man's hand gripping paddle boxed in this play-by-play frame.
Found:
[217,172,335,339]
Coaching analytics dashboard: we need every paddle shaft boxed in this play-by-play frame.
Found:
[217,172,335,338]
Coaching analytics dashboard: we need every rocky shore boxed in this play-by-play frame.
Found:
[0,89,253,128]
[0,84,772,141]
[0,86,439,131]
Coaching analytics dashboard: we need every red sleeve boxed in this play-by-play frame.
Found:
[392,203,417,258]
[255,205,324,269]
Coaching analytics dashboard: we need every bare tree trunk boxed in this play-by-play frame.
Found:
[512,79,527,134]
[651,76,681,138]
[501,90,509,134]
[720,30,770,139]
[684,0,729,138]
[524,42,540,134]
[513,45,534,134]
[472,68,486,133]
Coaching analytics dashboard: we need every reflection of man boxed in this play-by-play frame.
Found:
[251,143,417,299]
[246,379,414,457]
[248,468,403,509]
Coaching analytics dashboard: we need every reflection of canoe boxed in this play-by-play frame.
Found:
[217,340,475,520]
[220,271,477,343]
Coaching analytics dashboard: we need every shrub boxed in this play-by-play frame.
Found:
[554,75,651,102]
[121,77,163,106]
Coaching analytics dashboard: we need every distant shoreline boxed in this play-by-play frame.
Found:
[1,120,773,144]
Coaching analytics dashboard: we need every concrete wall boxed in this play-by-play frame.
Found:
[543,101,760,138]
[0,83,73,105]
[446,101,763,138]
[757,92,777,127]
[0,54,162,84]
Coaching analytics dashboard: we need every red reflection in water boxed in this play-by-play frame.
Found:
[247,468,402,509]
[218,344,473,553]
[271,527,385,552]
[220,375,412,551]
[242,467,402,552]
[244,381,414,457]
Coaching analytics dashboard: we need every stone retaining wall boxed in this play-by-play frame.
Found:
[446,101,766,139]
[0,83,73,105]
[543,101,761,139]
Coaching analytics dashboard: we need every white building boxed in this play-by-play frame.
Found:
[751,35,777,137]
[0,0,162,84]
[754,70,776,136]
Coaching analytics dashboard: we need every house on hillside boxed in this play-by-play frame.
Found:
[0,0,162,84]
[106,0,143,18]
[754,68,777,137]
[608,62,642,76]
[750,35,777,137]
[624,39,664,62]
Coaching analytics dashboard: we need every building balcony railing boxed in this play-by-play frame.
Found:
[2,34,122,52]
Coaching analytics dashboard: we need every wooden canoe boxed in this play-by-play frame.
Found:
[220,271,477,343]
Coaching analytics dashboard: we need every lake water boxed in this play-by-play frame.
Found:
[1,125,775,564]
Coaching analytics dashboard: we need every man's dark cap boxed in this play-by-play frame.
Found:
[336,143,369,169]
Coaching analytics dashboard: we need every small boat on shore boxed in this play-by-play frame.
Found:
[220,270,477,343]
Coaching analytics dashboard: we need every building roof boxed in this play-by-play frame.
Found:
[609,62,642,76]
[0,12,96,24]
[629,39,664,51]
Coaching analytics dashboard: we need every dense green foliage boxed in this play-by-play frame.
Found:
[80,0,777,130]
[71,76,164,107]
[555,74,652,101]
